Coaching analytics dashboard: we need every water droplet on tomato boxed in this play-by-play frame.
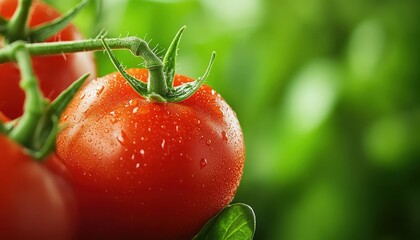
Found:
[63,115,68,120]
[117,130,129,145]
[132,107,139,114]
[161,139,166,149]
[96,86,105,96]
[200,158,208,169]
[140,149,145,156]
[206,139,212,146]
[79,93,85,99]
[211,89,216,95]
[222,131,228,141]
[129,99,138,106]
[196,119,201,125]
[136,163,140,168]
[175,125,179,132]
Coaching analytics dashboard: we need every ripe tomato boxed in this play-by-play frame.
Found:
[56,69,245,239]
[0,0,96,119]
[0,134,77,240]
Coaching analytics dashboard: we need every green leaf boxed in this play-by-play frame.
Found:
[29,0,89,42]
[193,203,256,240]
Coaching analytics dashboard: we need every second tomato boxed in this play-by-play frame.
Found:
[0,0,96,119]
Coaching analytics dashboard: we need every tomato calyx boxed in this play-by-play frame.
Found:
[1,0,88,44]
[102,26,216,102]
[0,41,87,160]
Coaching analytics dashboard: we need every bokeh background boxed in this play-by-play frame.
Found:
[47,0,420,239]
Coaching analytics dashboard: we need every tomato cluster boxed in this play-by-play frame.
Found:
[0,1,245,239]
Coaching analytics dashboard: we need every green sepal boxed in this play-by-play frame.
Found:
[48,73,89,117]
[163,26,185,88]
[101,27,216,103]
[28,0,89,42]
[29,73,89,160]
[193,203,256,240]
[26,115,58,160]
[0,122,6,134]
[166,52,216,102]
[0,16,8,35]
[101,37,149,96]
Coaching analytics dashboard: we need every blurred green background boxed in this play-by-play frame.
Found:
[47,0,420,239]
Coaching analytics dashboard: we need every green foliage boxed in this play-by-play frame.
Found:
[50,0,420,239]
[194,204,256,240]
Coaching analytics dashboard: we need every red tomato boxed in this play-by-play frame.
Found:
[56,69,245,239]
[0,134,77,240]
[0,0,96,119]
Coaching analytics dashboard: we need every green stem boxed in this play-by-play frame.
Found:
[0,37,167,97]
[8,41,45,147]
[6,0,32,43]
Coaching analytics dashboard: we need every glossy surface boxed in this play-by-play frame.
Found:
[0,0,96,119]
[56,69,245,239]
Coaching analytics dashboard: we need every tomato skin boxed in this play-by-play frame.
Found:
[0,0,96,119]
[0,135,77,240]
[56,69,245,239]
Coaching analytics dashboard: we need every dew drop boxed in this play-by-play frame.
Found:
[175,125,179,132]
[79,93,85,99]
[140,149,145,156]
[161,139,166,149]
[129,99,138,106]
[211,89,216,95]
[136,163,140,168]
[132,107,139,114]
[222,131,228,141]
[63,115,68,120]
[96,86,105,96]
[206,139,212,146]
[117,130,129,145]
[200,158,208,169]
